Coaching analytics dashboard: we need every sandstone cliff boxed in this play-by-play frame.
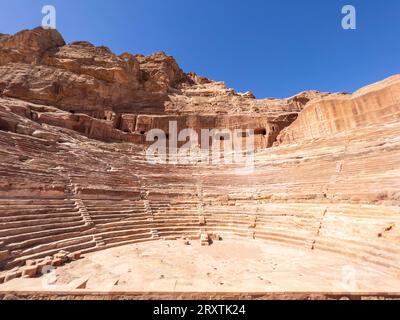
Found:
[0,28,399,289]
[277,75,400,144]
[0,27,331,148]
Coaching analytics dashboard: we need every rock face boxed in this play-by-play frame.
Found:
[0,28,65,65]
[0,28,399,293]
[0,27,329,149]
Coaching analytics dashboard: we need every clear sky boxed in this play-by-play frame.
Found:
[0,0,399,98]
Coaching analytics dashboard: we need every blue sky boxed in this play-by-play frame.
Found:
[0,0,399,98]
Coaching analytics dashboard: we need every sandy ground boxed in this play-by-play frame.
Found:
[1,238,399,293]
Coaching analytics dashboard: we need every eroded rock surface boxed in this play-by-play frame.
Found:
[0,28,399,294]
[0,27,330,149]
[277,75,400,144]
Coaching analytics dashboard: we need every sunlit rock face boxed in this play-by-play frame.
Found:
[0,28,399,296]
[277,75,400,145]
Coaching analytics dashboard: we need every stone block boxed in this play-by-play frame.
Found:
[25,259,37,266]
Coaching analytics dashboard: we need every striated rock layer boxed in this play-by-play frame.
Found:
[0,28,399,294]
[0,27,332,148]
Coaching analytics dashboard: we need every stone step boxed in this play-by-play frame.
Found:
[6,229,93,252]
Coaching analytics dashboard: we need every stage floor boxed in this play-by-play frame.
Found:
[1,238,399,295]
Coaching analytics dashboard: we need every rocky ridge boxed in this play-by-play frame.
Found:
[0,27,334,148]
[0,28,399,292]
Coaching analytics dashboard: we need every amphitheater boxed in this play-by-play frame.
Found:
[0,27,399,299]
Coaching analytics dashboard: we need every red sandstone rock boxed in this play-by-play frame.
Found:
[73,252,82,260]
[51,258,64,267]
[21,265,38,278]
[0,27,65,65]
[54,252,68,263]
[0,27,399,295]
